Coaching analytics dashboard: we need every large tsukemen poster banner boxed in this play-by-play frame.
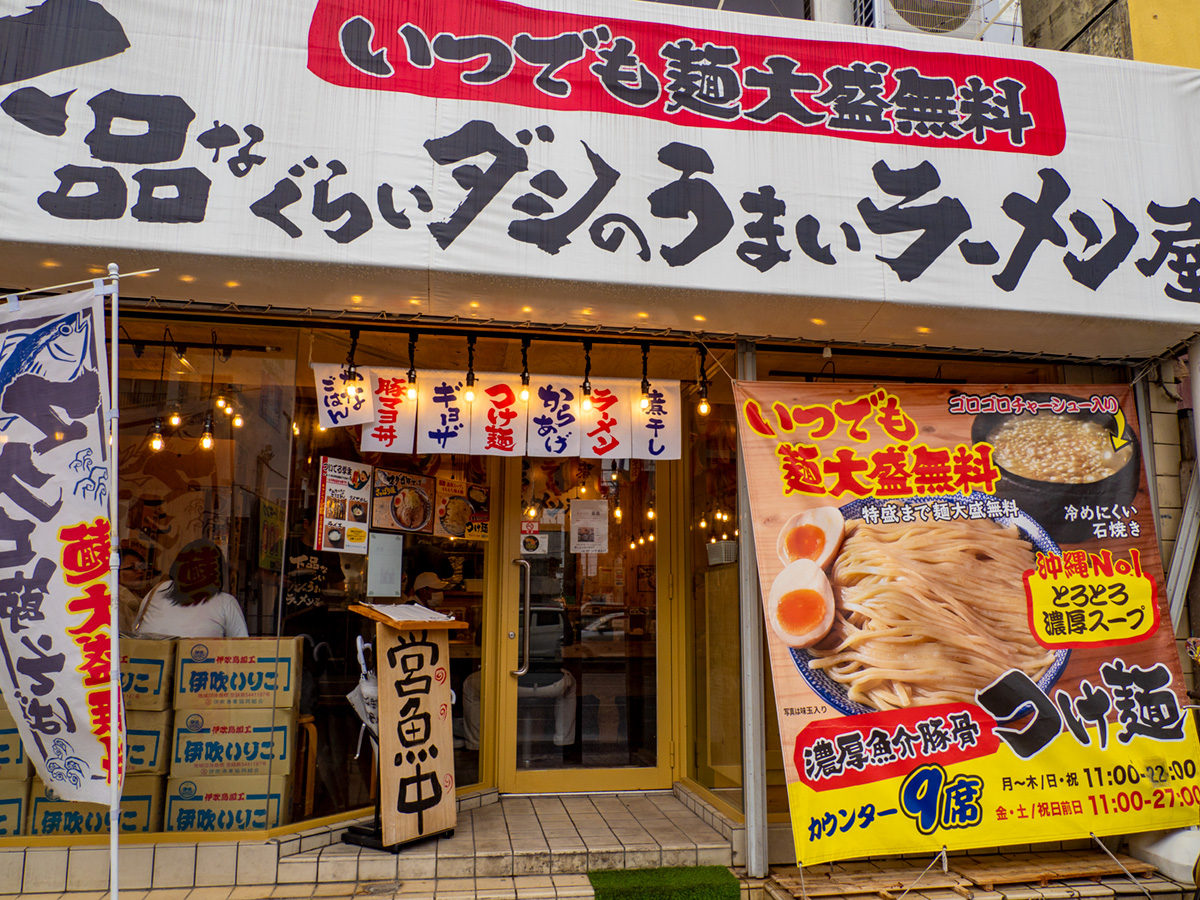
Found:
[0,289,121,804]
[1,0,1200,351]
[733,381,1200,865]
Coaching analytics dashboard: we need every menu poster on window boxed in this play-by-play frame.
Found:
[371,467,435,534]
[367,531,405,598]
[315,457,371,554]
[433,479,489,540]
[569,500,609,554]
[733,381,1200,866]
[258,499,285,569]
[520,520,548,555]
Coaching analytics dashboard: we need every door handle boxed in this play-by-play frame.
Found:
[511,558,531,676]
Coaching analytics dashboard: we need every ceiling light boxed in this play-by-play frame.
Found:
[406,331,419,400]
[696,344,710,417]
[581,340,593,412]
[199,413,214,450]
[148,417,164,452]
[519,338,531,402]
[639,343,651,411]
[463,335,476,403]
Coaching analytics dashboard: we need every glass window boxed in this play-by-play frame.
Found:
[518,458,658,769]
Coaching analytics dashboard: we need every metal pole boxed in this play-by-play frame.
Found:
[1188,339,1200,504]
[736,340,768,878]
[106,262,121,900]
[1132,378,1161,560]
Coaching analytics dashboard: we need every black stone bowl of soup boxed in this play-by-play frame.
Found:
[969,394,1139,545]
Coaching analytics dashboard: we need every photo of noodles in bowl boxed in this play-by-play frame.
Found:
[787,496,1070,716]
[970,393,1139,544]
[391,488,431,531]
[440,495,472,537]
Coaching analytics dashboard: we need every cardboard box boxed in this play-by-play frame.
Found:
[0,778,28,836]
[165,774,292,832]
[174,637,302,709]
[121,637,177,711]
[127,708,172,775]
[0,705,29,780]
[170,706,297,779]
[27,774,163,835]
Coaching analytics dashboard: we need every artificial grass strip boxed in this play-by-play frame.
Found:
[588,865,740,900]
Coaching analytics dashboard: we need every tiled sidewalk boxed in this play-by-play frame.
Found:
[0,790,736,895]
[277,793,733,884]
[0,875,602,899]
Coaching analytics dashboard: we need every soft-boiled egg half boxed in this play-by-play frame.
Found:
[776,506,845,570]
[767,559,835,649]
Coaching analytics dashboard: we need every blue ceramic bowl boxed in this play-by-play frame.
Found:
[789,493,1070,716]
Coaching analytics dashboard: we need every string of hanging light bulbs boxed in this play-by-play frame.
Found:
[145,328,248,453]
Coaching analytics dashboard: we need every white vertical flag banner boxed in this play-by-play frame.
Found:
[0,289,122,804]
[631,380,681,460]
[579,379,635,459]
[416,370,472,455]
[469,374,528,457]
[525,377,582,458]
[359,367,417,454]
[312,362,374,428]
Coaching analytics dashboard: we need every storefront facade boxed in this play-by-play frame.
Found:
[0,0,1198,882]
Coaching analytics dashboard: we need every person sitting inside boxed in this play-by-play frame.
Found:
[133,539,249,638]
[404,571,447,609]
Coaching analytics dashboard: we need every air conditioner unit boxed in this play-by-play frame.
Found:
[862,0,984,38]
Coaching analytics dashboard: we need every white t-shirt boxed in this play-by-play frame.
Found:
[136,582,249,638]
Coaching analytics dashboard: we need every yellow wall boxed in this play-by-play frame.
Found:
[1129,0,1200,67]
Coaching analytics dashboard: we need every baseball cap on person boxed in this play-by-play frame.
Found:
[412,572,446,592]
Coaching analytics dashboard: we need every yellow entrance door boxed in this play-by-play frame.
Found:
[483,456,674,793]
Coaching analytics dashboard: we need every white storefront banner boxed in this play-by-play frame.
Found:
[312,362,374,429]
[0,0,1198,345]
[415,370,472,456]
[0,289,121,804]
[358,367,418,454]
[349,368,681,459]
[468,373,530,457]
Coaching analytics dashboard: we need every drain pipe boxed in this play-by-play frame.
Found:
[736,340,768,878]
[1177,337,1200,632]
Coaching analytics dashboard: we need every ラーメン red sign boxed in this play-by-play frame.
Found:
[308,0,1065,155]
